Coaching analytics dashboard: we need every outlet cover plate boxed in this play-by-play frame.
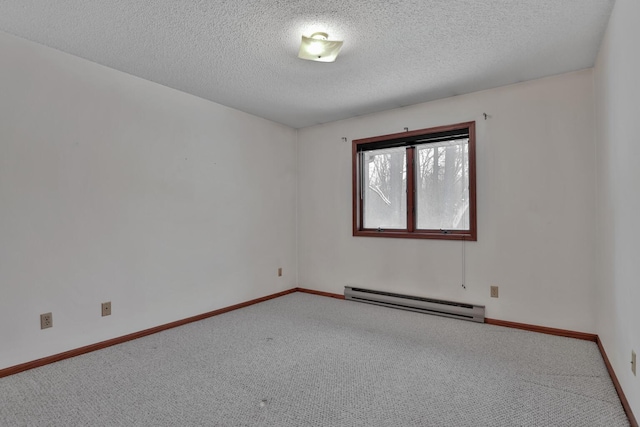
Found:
[40,312,52,329]
[102,302,111,317]
[490,286,499,298]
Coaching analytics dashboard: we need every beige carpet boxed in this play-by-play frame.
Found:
[0,292,629,426]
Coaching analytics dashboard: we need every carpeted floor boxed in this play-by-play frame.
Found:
[0,292,630,426]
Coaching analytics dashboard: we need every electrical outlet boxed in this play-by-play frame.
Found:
[632,350,636,376]
[101,302,111,317]
[490,286,499,298]
[278,268,282,277]
[40,312,53,329]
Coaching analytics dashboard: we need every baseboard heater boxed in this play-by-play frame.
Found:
[344,287,485,323]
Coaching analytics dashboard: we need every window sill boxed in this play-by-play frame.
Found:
[353,229,476,241]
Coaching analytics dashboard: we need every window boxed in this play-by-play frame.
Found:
[352,121,476,240]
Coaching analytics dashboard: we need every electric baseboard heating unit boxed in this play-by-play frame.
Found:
[344,287,485,323]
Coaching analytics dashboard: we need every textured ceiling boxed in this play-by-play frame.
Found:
[0,0,614,128]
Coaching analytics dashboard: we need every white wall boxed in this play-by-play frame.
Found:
[594,0,640,416]
[0,32,297,370]
[298,70,597,333]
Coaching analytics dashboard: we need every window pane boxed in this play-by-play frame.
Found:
[363,147,406,229]
[416,139,469,230]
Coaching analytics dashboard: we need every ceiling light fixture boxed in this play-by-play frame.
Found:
[298,32,343,63]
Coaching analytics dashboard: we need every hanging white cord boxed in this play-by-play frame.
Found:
[461,238,466,289]
[461,111,487,289]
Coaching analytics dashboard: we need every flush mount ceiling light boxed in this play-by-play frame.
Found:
[298,32,343,63]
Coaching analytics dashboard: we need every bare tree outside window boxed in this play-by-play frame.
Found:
[363,147,406,229]
[416,139,469,230]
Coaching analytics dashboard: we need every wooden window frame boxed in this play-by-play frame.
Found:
[352,121,477,241]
